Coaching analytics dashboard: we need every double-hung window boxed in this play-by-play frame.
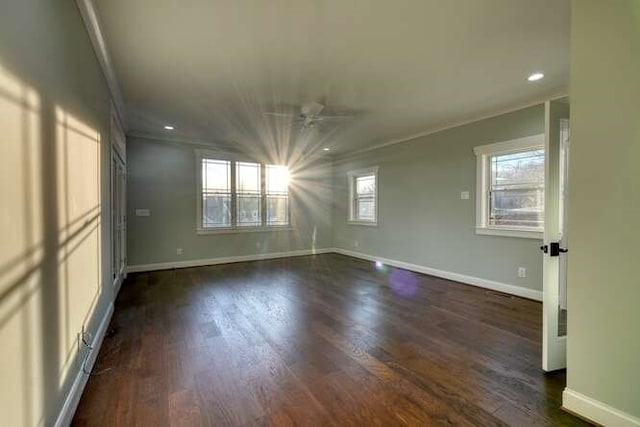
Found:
[236,162,262,227]
[474,135,544,239]
[348,166,378,225]
[201,159,232,228]
[266,165,290,226]
[197,151,290,232]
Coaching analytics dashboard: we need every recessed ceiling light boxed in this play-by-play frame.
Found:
[527,72,545,82]
[323,147,330,151]
[164,125,174,130]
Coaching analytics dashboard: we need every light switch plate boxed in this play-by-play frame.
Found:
[460,191,470,200]
[135,209,150,217]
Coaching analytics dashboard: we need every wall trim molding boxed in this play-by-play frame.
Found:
[563,388,640,427]
[127,248,334,273]
[127,130,240,150]
[332,247,543,301]
[74,0,127,126]
[112,273,124,297]
[55,303,114,427]
[336,90,568,161]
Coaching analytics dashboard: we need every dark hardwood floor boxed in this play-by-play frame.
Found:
[73,253,589,426]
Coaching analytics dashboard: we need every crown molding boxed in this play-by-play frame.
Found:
[75,0,127,128]
[335,89,568,162]
[127,130,240,151]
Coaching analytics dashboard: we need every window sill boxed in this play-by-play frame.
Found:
[197,226,294,235]
[347,220,378,227]
[475,226,543,240]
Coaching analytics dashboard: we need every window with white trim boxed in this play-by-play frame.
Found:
[266,165,290,226]
[236,161,262,227]
[348,166,378,225]
[474,135,544,238]
[197,151,290,231]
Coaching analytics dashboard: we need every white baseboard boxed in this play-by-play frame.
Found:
[127,248,334,274]
[332,247,543,301]
[563,388,640,427]
[55,303,114,427]
[112,273,123,297]
[128,247,542,301]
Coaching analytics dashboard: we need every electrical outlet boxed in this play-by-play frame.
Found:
[176,248,183,255]
[460,191,470,200]
[354,240,359,248]
[518,267,526,278]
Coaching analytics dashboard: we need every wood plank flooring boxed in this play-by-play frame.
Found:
[73,253,589,426]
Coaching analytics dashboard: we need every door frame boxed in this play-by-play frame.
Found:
[110,104,127,294]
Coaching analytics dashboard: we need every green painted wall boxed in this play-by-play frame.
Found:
[126,137,334,266]
[332,105,546,293]
[566,0,640,418]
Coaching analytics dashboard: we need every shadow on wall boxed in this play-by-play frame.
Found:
[0,62,104,426]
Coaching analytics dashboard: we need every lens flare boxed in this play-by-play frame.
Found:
[389,269,418,297]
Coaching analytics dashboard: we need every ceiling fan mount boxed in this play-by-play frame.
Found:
[264,101,353,130]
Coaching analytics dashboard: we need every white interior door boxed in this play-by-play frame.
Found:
[542,99,570,372]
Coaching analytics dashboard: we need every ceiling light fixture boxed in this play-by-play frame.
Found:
[323,147,330,151]
[164,125,175,130]
[527,72,545,82]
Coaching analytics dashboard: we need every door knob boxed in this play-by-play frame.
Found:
[547,242,568,257]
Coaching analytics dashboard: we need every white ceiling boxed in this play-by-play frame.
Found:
[94,0,570,156]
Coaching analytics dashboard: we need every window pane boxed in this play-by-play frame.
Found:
[267,196,289,225]
[356,175,375,196]
[203,159,230,192]
[266,165,289,194]
[237,195,261,226]
[237,162,261,194]
[488,148,544,229]
[356,198,375,221]
[203,194,231,227]
[491,149,544,188]
[489,187,544,228]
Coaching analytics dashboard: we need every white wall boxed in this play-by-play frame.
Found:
[0,0,114,425]
[564,0,640,423]
[332,105,546,296]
